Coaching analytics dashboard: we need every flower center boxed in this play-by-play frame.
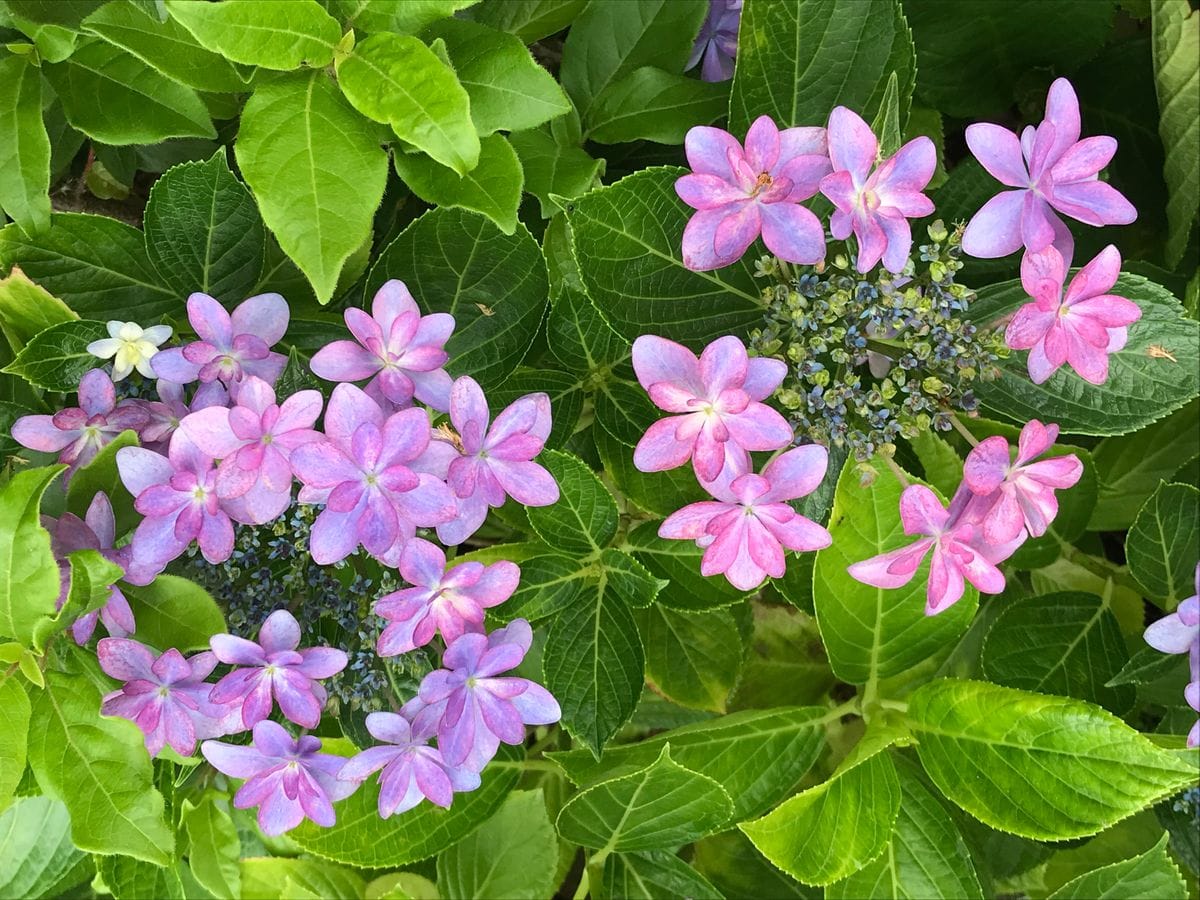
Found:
[156,686,170,698]
[750,171,773,197]
[859,188,880,211]
[466,676,478,689]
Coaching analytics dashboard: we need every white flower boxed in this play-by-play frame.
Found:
[86,321,173,381]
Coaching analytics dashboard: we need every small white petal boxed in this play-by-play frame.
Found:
[141,325,173,346]
[88,338,122,359]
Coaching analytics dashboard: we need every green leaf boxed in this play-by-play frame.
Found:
[143,151,265,303]
[365,206,548,391]
[290,743,520,867]
[525,450,617,554]
[869,71,903,159]
[511,126,604,218]
[0,213,177,321]
[1126,482,1200,606]
[1107,645,1188,687]
[551,706,828,822]
[0,674,29,813]
[393,134,523,234]
[0,796,89,899]
[1048,833,1186,899]
[600,851,723,900]
[1152,1,1198,265]
[336,32,479,175]
[236,71,387,303]
[436,789,558,900]
[0,264,77,352]
[560,0,706,122]
[908,429,961,499]
[494,553,589,623]
[5,0,103,27]
[625,522,747,610]
[981,592,1135,714]
[164,0,338,69]
[693,831,813,900]
[730,605,836,709]
[813,457,977,685]
[600,548,666,608]
[634,604,742,712]
[588,67,728,145]
[326,0,477,34]
[487,366,582,449]
[96,854,184,900]
[0,56,50,235]
[970,274,1200,435]
[240,856,365,899]
[907,679,1199,840]
[557,745,733,851]
[121,575,226,652]
[2,319,108,392]
[81,1,250,93]
[470,0,587,43]
[0,466,64,648]
[595,424,707,521]
[27,671,173,864]
[182,796,240,900]
[568,167,763,343]
[42,548,123,651]
[65,429,139,535]
[424,18,570,135]
[739,738,901,886]
[593,376,662,447]
[729,0,915,134]
[41,38,213,145]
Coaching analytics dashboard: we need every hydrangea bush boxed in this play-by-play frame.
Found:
[0,1,1198,898]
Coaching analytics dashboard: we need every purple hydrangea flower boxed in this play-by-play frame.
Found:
[962,77,1137,260]
[202,721,356,835]
[180,376,323,525]
[410,620,560,772]
[151,292,288,389]
[309,280,455,413]
[209,609,347,730]
[438,376,559,547]
[1144,565,1199,748]
[375,538,520,656]
[12,369,148,474]
[133,379,229,453]
[687,0,741,82]
[659,445,832,591]
[632,335,791,484]
[42,492,134,644]
[1006,244,1141,386]
[962,420,1083,543]
[291,384,458,565]
[337,711,480,818]
[676,116,831,270]
[99,638,238,758]
[819,106,937,274]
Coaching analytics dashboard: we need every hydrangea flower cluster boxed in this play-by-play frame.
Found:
[1143,565,1199,748]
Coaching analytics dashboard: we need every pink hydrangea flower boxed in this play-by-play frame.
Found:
[116,431,234,578]
[12,369,148,474]
[409,620,561,772]
[687,0,741,82]
[151,292,288,389]
[1143,565,1199,748]
[659,445,832,590]
[632,335,791,484]
[819,106,936,274]
[133,379,229,453]
[962,77,1137,259]
[99,638,238,758]
[291,384,457,565]
[180,376,323,525]
[42,492,134,645]
[202,721,356,835]
[375,538,520,656]
[337,711,480,818]
[208,609,347,730]
[1006,244,1141,385]
[962,420,1083,543]
[676,116,830,270]
[309,280,455,413]
[438,376,559,547]
[848,484,1008,615]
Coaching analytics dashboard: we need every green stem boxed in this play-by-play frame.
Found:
[882,453,911,488]
[571,866,590,900]
[947,413,979,447]
[522,760,562,774]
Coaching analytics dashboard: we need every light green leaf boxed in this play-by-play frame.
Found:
[908,429,961,499]
[336,32,479,175]
[41,548,123,651]
[65,429,139,536]
[551,706,828,822]
[588,67,728,145]
[1126,482,1200,606]
[236,71,387,303]
[393,134,523,234]
[511,126,604,218]
[557,745,733,852]
[81,1,250,93]
[3,13,79,61]
[1048,832,1186,899]
[122,575,226,653]
[41,38,214,145]
[908,679,1198,840]
[970,274,1200,435]
[729,0,915,134]
[470,0,587,43]
[0,674,29,813]
[27,671,173,864]
[96,854,184,900]
[2,319,108,392]
[0,796,89,899]
[327,0,478,34]
[240,856,365,899]
[0,56,50,235]
[0,466,64,648]
[436,789,557,900]
[1151,0,1198,265]
[0,264,77,352]
[183,796,240,900]
[568,167,763,343]
[143,151,265,302]
[600,851,723,900]
[365,206,548,392]
[164,0,338,69]
[289,743,520,867]
[869,71,903,158]
[526,450,618,554]
[634,604,742,712]
[4,0,103,27]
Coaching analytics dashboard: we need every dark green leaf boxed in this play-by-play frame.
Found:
[635,604,742,712]
[511,126,605,218]
[2,319,108,392]
[1107,645,1189,688]
[496,553,589,623]
[588,67,728,145]
[1126,482,1200,605]
[525,450,618,554]
[600,851,723,900]
[1151,0,1198,265]
[626,520,749,611]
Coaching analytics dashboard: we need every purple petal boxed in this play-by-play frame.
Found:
[961,190,1026,258]
[965,123,1028,188]
[231,293,289,347]
[759,202,826,265]
[12,416,76,452]
[760,444,827,501]
[684,125,742,180]
[826,106,876,179]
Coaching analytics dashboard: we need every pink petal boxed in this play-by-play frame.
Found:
[878,211,914,274]
[309,507,363,565]
[1026,336,1062,385]
[826,106,876,179]
[1020,245,1066,306]
[760,444,828,501]
[486,459,559,507]
[1020,191,1057,253]
[899,484,949,536]
[310,340,381,383]
[633,416,696,472]
[961,190,1026,258]
[257,610,300,653]
[963,435,1010,495]
[965,123,1029,188]
[187,293,234,347]
[449,376,490,453]
[12,416,76,452]
[659,501,729,540]
[372,279,420,332]
[1064,244,1121,303]
[759,202,826,265]
[925,544,966,615]
[878,136,936,194]
[97,638,157,681]
[1050,181,1137,227]
[180,407,243,459]
[743,115,780,173]
[684,125,743,180]
[675,173,746,210]
[1050,135,1116,183]
[699,336,749,394]
[1041,78,1081,166]
[231,293,289,347]
[712,201,762,261]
